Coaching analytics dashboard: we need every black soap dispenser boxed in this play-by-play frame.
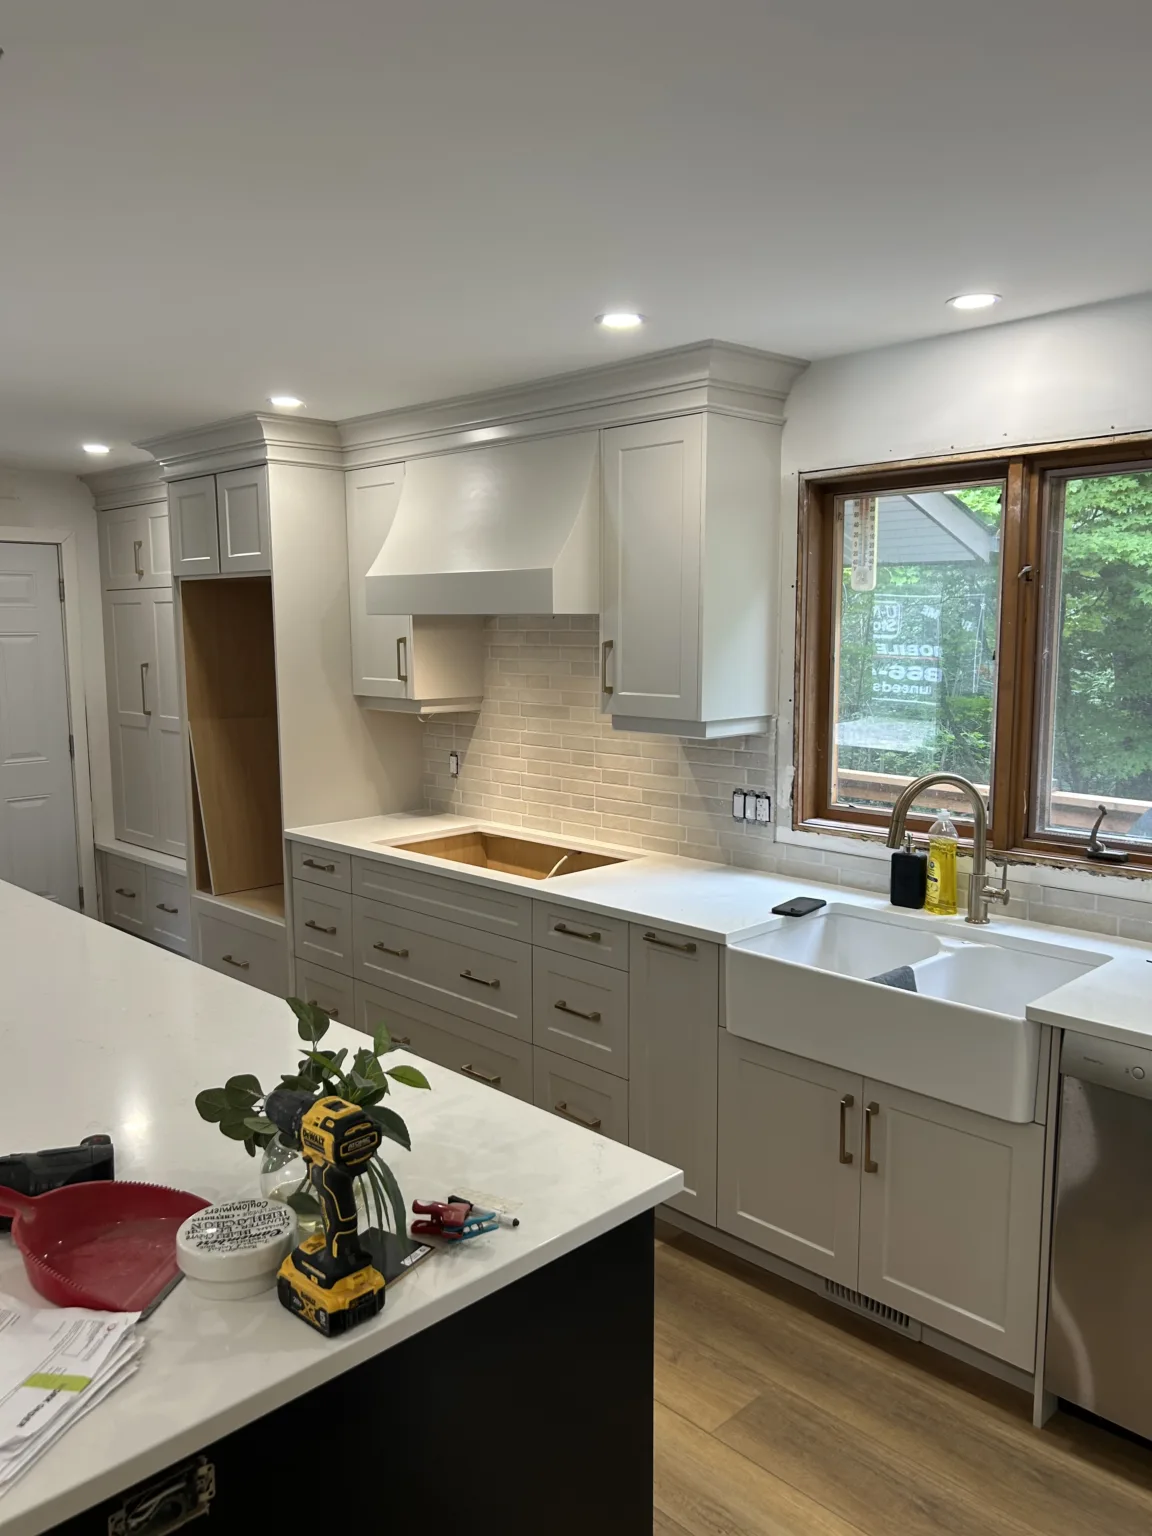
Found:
[890,832,928,910]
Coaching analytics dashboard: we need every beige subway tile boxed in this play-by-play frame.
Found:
[1118,917,1152,944]
[1096,891,1152,919]
[1029,905,1118,936]
[1037,886,1097,911]
[559,806,602,828]
[641,789,680,810]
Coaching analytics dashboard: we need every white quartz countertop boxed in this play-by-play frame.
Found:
[289,812,1152,1046]
[0,882,680,1536]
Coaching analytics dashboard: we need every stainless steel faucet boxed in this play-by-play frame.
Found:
[885,772,1010,925]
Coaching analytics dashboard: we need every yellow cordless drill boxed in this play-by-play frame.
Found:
[265,1089,386,1337]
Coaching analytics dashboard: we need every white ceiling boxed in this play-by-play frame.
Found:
[3,0,1152,471]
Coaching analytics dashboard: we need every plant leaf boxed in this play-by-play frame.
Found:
[243,1115,277,1136]
[386,1064,431,1091]
[363,1103,411,1152]
[285,1191,321,1217]
[373,1022,393,1058]
[373,1156,408,1237]
[218,1109,252,1141]
[358,1086,388,1108]
[288,997,330,1045]
[224,1074,263,1109]
[195,1087,230,1124]
[305,1048,347,1076]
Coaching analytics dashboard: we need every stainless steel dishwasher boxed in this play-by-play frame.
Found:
[1046,1031,1152,1439]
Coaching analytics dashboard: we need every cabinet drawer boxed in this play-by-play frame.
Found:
[352,857,532,940]
[533,1048,629,1144]
[290,841,352,893]
[353,981,533,1101]
[198,912,288,996]
[295,960,355,1026]
[353,897,533,1040]
[146,867,191,955]
[105,855,147,935]
[533,951,628,1078]
[533,902,630,970]
[293,880,353,974]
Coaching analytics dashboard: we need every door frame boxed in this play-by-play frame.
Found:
[0,528,97,912]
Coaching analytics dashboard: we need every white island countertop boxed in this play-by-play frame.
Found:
[0,881,681,1536]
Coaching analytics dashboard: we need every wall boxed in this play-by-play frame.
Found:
[423,616,775,865]
[0,467,111,847]
[772,291,1152,924]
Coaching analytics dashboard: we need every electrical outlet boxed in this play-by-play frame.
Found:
[755,793,772,825]
[731,789,746,821]
[449,751,460,778]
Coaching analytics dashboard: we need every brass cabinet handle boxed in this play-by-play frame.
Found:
[396,634,409,684]
[302,857,336,873]
[373,941,410,958]
[222,954,250,970]
[139,661,151,716]
[839,1093,855,1165]
[864,1101,880,1174]
[133,539,144,580]
[461,1063,501,1086]
[554,1101,602,1131]
[156,903,179,914]
[601,638,614,695]
[459,969,500,989]
[555,1000,602,1023]
[305,919,337,935]
[553,922,601,943]
[642,931,697,954]
[114,887,136,898]
[392,1034,412,1047]
[307,998,339,1020]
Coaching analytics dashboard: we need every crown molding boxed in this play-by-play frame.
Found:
[137,414,343,480]
[80,459,167,512]
[339,340,809,469]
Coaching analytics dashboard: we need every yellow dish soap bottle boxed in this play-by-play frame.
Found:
[925,813,959,916]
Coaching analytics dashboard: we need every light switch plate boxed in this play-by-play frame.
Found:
[743,793,758,823]
[449,751,460,778]
[731,789,746,820]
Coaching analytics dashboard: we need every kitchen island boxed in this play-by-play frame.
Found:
[0,880,680,1536]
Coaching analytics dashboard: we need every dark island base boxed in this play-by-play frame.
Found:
[52,1211,655,1536]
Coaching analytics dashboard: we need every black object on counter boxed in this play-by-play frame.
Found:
[0,1135,114,1232]
[890,833,928,909]
[771,896,827,918]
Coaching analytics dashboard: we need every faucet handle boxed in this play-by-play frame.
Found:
[982,858,1011,907]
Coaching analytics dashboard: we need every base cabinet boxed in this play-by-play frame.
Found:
[100,851,190,957]
[717,1034,1044,1370]
[628,925,718,1223]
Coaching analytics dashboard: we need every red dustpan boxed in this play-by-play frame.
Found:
[0,1181,209,1312]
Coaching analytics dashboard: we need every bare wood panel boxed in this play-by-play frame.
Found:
[181,577,282,895]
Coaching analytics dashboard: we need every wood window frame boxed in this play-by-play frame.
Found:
[795,435,1152,873]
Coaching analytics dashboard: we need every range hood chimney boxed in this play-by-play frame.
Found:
[365,431,599,616]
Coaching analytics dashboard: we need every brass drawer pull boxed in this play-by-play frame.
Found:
[461,1063,501,1086]
[305,919,337,935]
[642,931,697,954]
[302,857,336,873]
[396,634,409,683]
[459,969,500,990]
[156,903,179,915]
[601,638,614,695]
[553,922,601,943]
[554,1101,602,1132]
[307,999,339,1020]
[839,1093,855,1165]
[392,1034,412,1047]
[133,539,144,579]
[114,887,136,899]
[555,1000,602,1024]
[373,942,410,958]
[864,1101,880,1174]
[222,954,250,970]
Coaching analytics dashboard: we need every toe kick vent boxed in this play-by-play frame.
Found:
[823,1281,922,1338]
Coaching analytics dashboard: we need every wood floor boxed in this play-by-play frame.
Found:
[652,1228,1152,1536]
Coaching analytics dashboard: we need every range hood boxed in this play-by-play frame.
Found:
[365,431,599,616]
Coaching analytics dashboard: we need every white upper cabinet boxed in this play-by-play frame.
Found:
[217,466,272,574]
[600,411,778,739]
[169,468,270,578]
[345,465,484,713]
[98,502,172,588]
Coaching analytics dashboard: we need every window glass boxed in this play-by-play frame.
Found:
[1035,470,1152,844]
[830,483,1003,817]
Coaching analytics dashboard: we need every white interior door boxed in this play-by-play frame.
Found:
[0,543,80,907]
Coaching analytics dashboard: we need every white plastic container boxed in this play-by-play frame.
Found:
[176,1198,297,1301]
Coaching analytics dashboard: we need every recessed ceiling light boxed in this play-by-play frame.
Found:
[82,443,110,455]
[595,312,645,330]
[947,293,1002,311]
[267,394,305,409]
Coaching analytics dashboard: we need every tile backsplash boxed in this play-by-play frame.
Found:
[422,616,777,865]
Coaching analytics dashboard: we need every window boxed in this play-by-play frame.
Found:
[796,446,1152,866]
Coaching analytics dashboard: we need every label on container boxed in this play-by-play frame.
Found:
[179,1199,293,1256]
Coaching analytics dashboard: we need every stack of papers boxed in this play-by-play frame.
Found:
[0,1296,143,1494]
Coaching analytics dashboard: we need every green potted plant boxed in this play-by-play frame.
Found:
[195,998,429,1234]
